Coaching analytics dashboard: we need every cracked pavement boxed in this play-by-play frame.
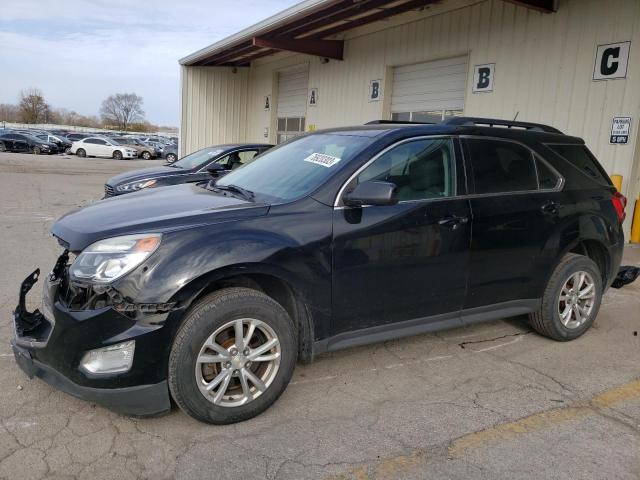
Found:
[1,152,639,479]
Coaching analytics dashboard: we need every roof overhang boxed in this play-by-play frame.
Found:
[180,0,558,67]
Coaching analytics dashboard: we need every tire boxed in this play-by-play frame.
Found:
[33,146,41,155]
[113,150,123,160]
[166,153,177,163]
[141,151,151,160]
[64,147,71,154]
[169,287,297,424]
[76,148,86,158]
[529,253,602,341]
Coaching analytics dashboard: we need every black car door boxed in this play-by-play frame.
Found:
[332,137,471,334]
[461,137,564,310]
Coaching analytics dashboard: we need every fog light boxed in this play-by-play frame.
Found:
[80,340,135,374]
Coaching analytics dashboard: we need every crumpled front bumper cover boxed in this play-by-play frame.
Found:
[11,268,173,417]
[11,341,170,416]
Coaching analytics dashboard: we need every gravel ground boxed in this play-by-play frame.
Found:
[1,151,639,480]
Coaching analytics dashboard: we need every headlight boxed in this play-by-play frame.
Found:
[69,234,161,283]
[41,144,50,149]
[116,179,157,192]
[126,149,136,154]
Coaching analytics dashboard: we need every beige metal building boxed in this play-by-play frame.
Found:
[179,0,640,237]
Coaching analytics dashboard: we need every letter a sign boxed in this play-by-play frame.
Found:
[473,64,495,93]
[593,42,630,80]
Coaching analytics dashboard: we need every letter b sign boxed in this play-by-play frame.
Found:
[593,42,630,80]
[473,64,495,93]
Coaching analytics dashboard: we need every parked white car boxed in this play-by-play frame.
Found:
[70,137,137,160]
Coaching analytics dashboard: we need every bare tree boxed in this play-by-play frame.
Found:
[19,87,49,123]
[0,103,20,122]
[100,93,145,131]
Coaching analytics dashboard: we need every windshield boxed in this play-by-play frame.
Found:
[216,133,374,202]
[173,146,226,169]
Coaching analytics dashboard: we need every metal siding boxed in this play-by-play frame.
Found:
[180,66,248,155]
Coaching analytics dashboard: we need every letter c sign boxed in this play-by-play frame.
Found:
[593,42,631,80]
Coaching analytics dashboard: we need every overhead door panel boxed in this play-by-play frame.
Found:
[277,65,309,118]
[391,56,468,114]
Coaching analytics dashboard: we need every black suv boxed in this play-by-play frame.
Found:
[11,118,626,424]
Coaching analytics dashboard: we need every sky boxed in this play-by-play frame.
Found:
[0,0,300,127]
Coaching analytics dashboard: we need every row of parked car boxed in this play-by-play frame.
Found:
[0,128,178,162]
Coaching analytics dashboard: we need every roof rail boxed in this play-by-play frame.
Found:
[365,120,436,125]
[442,117,563,134]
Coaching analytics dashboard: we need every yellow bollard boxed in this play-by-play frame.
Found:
[631,198,640,244]
[611,174,623,192]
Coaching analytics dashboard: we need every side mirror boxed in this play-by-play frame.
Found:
[206,163,225,175]
[343,181,398,207]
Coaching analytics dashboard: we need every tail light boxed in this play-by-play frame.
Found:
[612,191,627,223]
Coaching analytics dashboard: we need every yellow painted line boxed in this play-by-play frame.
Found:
[449,379,640,457]
[323,453,423,480]
[592,379,640,407]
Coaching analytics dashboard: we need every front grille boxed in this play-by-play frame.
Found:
[104,184,115,197]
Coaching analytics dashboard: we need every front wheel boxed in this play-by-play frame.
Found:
[166,153,177,163]
[141,151,151,160]
[169,288,297,424]
[529,253,602,341]
[112,150,123,160]
[76,148,86,158]
[33,146,41,155]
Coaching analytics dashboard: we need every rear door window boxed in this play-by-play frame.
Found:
[546,144,611,186]
[465,139,537,194]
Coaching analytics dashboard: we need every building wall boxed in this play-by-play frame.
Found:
[179,66,248,155]
[181,0,640,233]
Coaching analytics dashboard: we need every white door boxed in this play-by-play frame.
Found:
[276,65,308,143]
[391,56,467,122]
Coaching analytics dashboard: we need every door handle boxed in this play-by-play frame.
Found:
[540,201,560,215]
[438,215,469,230]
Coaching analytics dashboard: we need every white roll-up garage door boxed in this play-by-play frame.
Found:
[391,56,467,120]
[277,65,309,118]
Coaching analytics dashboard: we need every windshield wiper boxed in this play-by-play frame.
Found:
[211,184,255,201]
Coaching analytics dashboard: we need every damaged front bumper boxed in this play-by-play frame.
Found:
[11,260,173,416]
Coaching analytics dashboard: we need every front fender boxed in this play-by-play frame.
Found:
[113,200,334,333]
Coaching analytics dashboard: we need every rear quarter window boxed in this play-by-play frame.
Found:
[546,144,611,186]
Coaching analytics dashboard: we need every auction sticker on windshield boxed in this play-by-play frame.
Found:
[304,153,341,168]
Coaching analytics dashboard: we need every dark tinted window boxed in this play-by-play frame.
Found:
[466,139,537,194]
[547,144,610,186]
[536,158,560,189]
[85,139,100,144]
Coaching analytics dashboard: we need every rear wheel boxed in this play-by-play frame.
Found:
[166,153,177,163]
[169,288,297,424]
[76,148,86,158]
[141,151,151,160]
[113,150,123,160]
[529,253,602,341]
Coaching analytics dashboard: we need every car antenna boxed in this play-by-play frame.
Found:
[513,111,519,121]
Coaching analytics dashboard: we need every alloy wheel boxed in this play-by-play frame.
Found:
[558,271,595,329]
[195,318,281,407]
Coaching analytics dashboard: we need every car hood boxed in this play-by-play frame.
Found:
[52,183,268,251]
[106,165,190,186]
